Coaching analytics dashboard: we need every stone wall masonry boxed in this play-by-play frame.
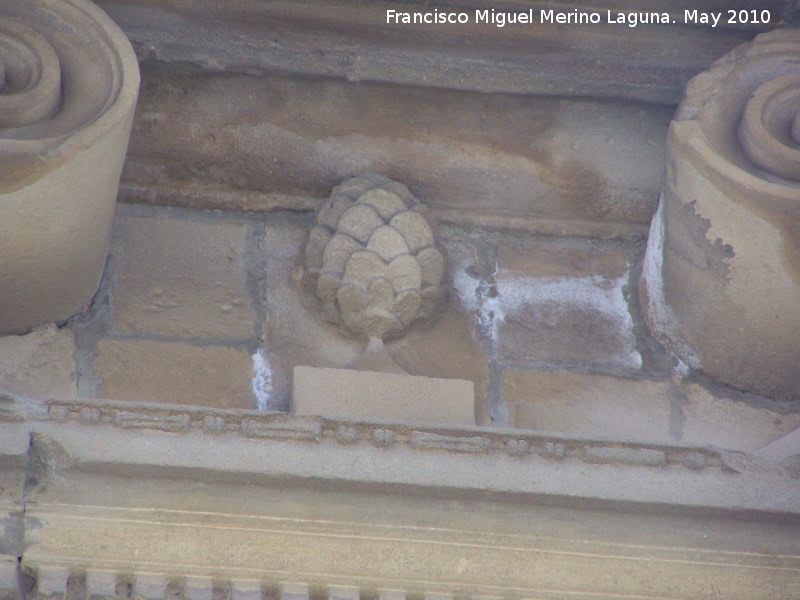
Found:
[0,201,789,453]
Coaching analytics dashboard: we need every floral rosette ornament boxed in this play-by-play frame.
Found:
[304,174,445,369]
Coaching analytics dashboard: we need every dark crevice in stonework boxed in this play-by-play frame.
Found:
[68,250,117,399]
[667,378,690,442]
[244,221,269,357]
[625,237,676,379]
[486,362,508,427]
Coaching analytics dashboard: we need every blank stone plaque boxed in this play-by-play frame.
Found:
[292,366,475,425]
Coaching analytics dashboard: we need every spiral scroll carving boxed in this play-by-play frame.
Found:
[0,0,140,335]
[0,21,61,129]
[738,74,800,182]
[641,30,800,401]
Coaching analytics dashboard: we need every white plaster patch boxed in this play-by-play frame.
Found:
[447,239,641,370]
[448,251,502,348]
[451,265,481,313]
[252,349,273,411]
[642,195,701,369]
[446,241,481,313]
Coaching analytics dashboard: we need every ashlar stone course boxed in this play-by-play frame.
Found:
[504,370,673,444]
[111,216,256,339]
[95,339,255,409]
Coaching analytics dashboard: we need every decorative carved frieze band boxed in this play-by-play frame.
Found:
[40,397,724,473]
[2,393,800,600]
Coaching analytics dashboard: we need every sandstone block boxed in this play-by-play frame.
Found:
[328,587,358,600]
[494,244,640,373]
[680,383,800,453]
[504,370,672,444]
[387,306,490,426]
[95,339,255,409]
[112,216,255,339]
[292,366,475,426]
[279,584,308,600]
[0,325,77,399]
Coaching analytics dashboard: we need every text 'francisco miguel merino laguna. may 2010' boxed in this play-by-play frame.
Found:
[385,9,773,28]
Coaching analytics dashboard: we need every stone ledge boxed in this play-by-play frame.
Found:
[2,395,799,598]
[0,396,793,518]
[35,397,732,479]
[95,0,773,104]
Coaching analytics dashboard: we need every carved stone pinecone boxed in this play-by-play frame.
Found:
[304,174,445,340]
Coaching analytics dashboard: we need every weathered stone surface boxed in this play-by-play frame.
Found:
[755,426,800,464]
[120,65,671,237]
[584,447,666,467]
[292,366,475,426]
[680,383,800,453]
[0,0,139,335]
[498,245,628,280]
[504,370,673,443]
[231,580,261,600]
[184,578,212,600]
[0,325,77,399]
[260,225,362,412]
[112,216,255,339]
[95,339,255,409]
[96,0,769,103]
[387,306,491,426]
[35,565,69,600]
[641,30,800,400]
[493,244,641,373]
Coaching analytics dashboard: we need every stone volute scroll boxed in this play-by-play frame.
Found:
[292,174,475,425]
[0,0,140,335]
[641,30,800,401]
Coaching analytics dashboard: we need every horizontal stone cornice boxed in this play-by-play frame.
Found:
[2,395,800,598]
[94,0,784,104]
